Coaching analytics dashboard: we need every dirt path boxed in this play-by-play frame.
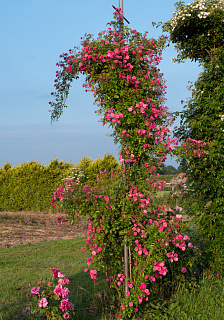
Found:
[0,211,88,248]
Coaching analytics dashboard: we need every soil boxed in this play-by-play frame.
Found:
[0,211,192,249]
[0,211,88,248]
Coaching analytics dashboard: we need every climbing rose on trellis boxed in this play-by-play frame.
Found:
[50,8,199,319]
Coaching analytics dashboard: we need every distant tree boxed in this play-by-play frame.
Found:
[176,164,186,174]
[158,164,178,175]
[76,153,120,186]
[166,165,178,175]
[2,162,12,171]
[76,156,92,179]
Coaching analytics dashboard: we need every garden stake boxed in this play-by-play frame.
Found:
[117,1,130,295]
[122,161,129,295]
[124,236,129,294]
[129,246,132,280]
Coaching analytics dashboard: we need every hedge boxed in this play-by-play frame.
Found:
[0,154,121,212]
[0,159,72,212]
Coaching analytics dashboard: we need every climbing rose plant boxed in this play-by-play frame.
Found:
[50,170,201,319]
[161,0,223,275]
[50,8,176,167]
[50,8,199,319]
[161,0,224,63]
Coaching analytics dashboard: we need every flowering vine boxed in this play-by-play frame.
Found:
[49,8,200,319]
[50,8,177,169]
[161,0,224,63]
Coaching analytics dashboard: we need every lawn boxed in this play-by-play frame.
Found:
[1,236,224,320]
[0,238,102,320]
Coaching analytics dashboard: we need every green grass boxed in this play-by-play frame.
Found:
[1,238,223,320]
[154,190,176,209]
[153,174,178,183]
[159,276,224,320]
[156,190,172,198]
[0,238,107,320]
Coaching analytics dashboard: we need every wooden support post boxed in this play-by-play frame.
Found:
[124,236,129,294]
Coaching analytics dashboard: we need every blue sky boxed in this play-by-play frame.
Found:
[0,0,201,168]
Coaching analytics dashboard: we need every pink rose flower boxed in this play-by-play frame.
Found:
[58,278,65,286]
[30,286,40,296]
[61,287,70,299]
[60,299,70,311]
[38,298,48,308]
[58,271,65,278]
[64,277,70,284]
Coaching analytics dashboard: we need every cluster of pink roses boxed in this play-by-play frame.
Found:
[50,4,177,168]
[182,137,207,158]
[23,268,75,319]
[80,177,194,316]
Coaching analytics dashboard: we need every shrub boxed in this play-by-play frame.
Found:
[0,159,72,212]
[76,153,121,186]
